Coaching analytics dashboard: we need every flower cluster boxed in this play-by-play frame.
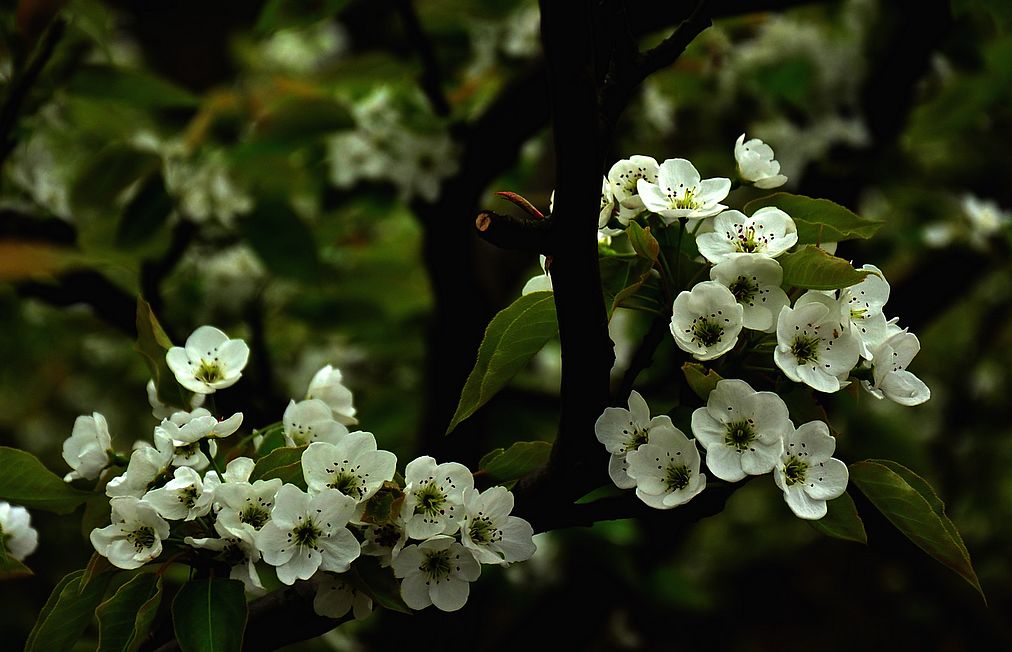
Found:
[67,326,536,618]
[590,133,930,521]
[0,501,39,562]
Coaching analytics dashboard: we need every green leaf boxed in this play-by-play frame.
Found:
[25,568,116,651]
[627,222,660,262]
[66,65,199,108]
[0,536,33,579]
[360,482,405,526]
[239,201,320,282]
[239,97,355,157]
[447,292,558,433]
[171,579,248,652]
[97,572,163,652]
[478,441,551,485]
[807,492,867,544]
[600,255,657,317]
[779,246,870,290]
[70,145,162,211]
[849,460,984,599]
[134,296,178,406]
[249,445,307,489]
[0,447,91,514]
[744,193,884,244]
[81,552,116,592]
[351,558,411,615]
[681,363,723,401]
[116,174,174,248]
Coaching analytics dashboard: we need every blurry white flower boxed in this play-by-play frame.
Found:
[0,501,39,561]
[306,365,358,426]
[735,133,787,188]
[283,399,349,447]
[146,380,205,421]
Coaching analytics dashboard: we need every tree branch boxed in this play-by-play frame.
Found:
[393,0,451,117]
[474,210,554,253]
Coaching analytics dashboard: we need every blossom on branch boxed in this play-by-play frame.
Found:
[637,158,730,223]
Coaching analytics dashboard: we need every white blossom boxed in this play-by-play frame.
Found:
[90,496,170,569]
[460,487,536,565]
[147,380,205,420]
[106,432,174,498]
[521,255,553,295]
[166,326,250,394]
[283,399,349,447]
[709,256,790,332]
[393,536,481,612]
[838,264,890,359]
[301,434,397,505]
[63,412,112,482]
[862,328,930,406]
[361,520,408,567]
[774,420,849,519]
[256,484,361,585]
[607,155,659,223]
[306,365,358,426]
[165,408,243,443]
[185,519,264,592]
[695,207,798,264]
[735,133,788,189]
[595,390,678,489]
[637,158,730,223]
[0,501,38,561]
[214,469,283,539]
[143,466,214,521]
[690,379,790,482]
[401,456,474,540]
[625,427,706,509]
[669,281,744,361]
[313,574,373,620]
[962,194,1010,242]
[775,292,860,393]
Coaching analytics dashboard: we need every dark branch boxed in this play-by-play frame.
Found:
[0,19,65,168]
[18,270,137,336]
[474,210,554,253]
[394,0,451,117]
[616,315,671,401]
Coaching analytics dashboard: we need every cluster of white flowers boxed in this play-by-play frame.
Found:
[65,325,535,617]
[589,133,930,520]
[597,381,848,520]
[923,194,1011,250]
[327,87,459,203]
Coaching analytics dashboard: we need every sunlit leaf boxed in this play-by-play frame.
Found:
[850,460,984,599]
[447,291,558,433]
[744,193,883,244]
[681,363,723,401]
[779,246,870,290]
[478,441,551,485]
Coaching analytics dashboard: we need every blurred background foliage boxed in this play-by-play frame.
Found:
[1,0,1011,649]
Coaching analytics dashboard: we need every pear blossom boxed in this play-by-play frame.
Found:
[147,379,205,420]
[256,484,361,585]
[625,427,706,509]
[106,432,174,498]
[401,456,474,540]
[313,575,374,620]
[283,399,349,447]
[164,408,243,443]
[460,486,536,565]
[695,207,798,264]
[143,466,214,521]
[963,194,1010,241]
[306,365,358,426]
[63,412,113,482]
[690,379,791,482]
[862,328,930,406]
[301,434,397,504]
[734,133,788,189]
[214,470,283,538]
[607,155,659,222]
[185,520,264,592]
[166,326,250,394]
[637,158,731,223]
[90,496,170,569]
[838,264,890,359]
[774,420,848,519]
[709,256,790,332]
[775,292,861,393]
[595,390,679,489]
[669,281,744,361]
[393,535,481,612]
[0,501,38,561]
[361,520,408,567]
[521,255,553,295]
